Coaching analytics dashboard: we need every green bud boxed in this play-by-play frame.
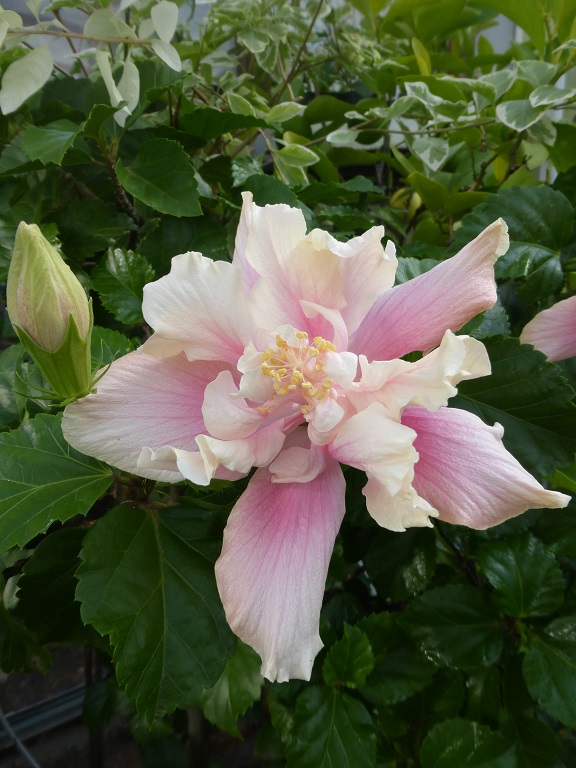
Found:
[7,222,93,401]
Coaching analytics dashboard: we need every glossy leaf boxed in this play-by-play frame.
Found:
[92,248,156,325]
[0,414,113,551]
[364,527,436,601]
[323,624,374,689]
[420,718,517,768]
[76,506,236,723]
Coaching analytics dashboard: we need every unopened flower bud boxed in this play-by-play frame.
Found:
[7,222,93,401]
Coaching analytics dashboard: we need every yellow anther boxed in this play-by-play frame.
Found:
[257,404,270,413]
[321,380,333,390]
[288,384,297,390]
[291,371,303,383]
[308,348,319,357]
[275,335,288,347]
[301,404,311,415]
[309,387,319,397]
[301,381,312,389]
[276,368,287,377]
[314,364,323,371]
[277,386,290,396]
[296,331,308,339]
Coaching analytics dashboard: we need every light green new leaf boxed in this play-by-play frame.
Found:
[84,8,137,39]
[287,687,376,768]
[21,120,82,165]
[199,640,263,738]
[0,45,53,115]
[266,102,305,123]
[115,139,201,217]
[0,414,113,552]
[151,0,178,42]
[274,144,319,168]
[76,506,236,724]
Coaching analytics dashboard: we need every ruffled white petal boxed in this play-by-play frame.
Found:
[363,475,438,532]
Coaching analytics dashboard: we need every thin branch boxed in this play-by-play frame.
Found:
[17,28,152,46]
[0,706,43,768]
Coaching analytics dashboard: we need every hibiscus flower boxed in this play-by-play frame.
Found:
[521,294,576,362]
[63,193,569,682]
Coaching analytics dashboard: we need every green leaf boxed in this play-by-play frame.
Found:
[323,624,374,689]
[529,84,576,108]
[266,102,305,123]
[412,137,449,171]
[533,504,576,559]
[91,327,134,368]
[453,337,576,476]
[199,640,263,738]
[407,172,448,212]
[505,715,561,768]
[274,144,319,168]
[20,119,82,165]
[523,617,576,727]
[460,303,510,340]
[76,506,236,723]
[477,533,564,617]
[237,29,269,53]
[0,344,26,428]
[358,612,436,705]
[286,686,376,768]
[400,585,503,668]
[420,718,517,768]
[15,527,86,643]
[83,8,136,39]
[179,108,267,141]
[92,248,156,325]
[116,139,201,217]
[496,100,545,131]
[364,527,436,601]
[412,37,431,76]
[0,414,113,552]
[227,92,256,116]
[0,45,53,114]
[0,604,51,674]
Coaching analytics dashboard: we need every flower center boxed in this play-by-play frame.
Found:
[259,331,336,415]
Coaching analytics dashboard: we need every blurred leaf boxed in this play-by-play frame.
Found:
[116,139,201,217]
[15,527,86,643]
[199,640,263,738]
[0,45,53,114]
[0,604,51,674]
[420,718,517,768]
[323,624,374,689]
[274,144,319,168]
[523,616,576,727]
[266,102,305,123]
[0,344,26,428]
[76,506,235,723]
[364,527,436,601]
[496,100,545,131]
[477,533,564,617]
[286,686,376,768]
[505,715,561,768]
[534,504,576,559]
[400,585,503,668]
[92,248,156,325]
[453,337,576,476]
[0,414,113,552]
[179,107,267,140]
[412,137,449,171]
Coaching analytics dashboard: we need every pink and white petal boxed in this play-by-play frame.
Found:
[403,406,570,529]
[215,459,345,681]
[141,252,256,364]
[232,191,260,293]
[308,396,345,433]
[269,442,328,483]
[363,475,438,532]
[328,402,417,496]
[300,302,349,349]
[138,445,212,485]
[323,350,359,389]
[520,295,576,362]
[350,219,509,362]
[349,331,490,416]
[202,370,264,440]
[62,352,226,482]
[196,420,286,475]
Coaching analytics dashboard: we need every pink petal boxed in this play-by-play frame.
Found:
[232,191,260,293]
[202,370,264,440]
[403,406,570,529]
[196,420,286,475]
[350,219,509,361]
[62,352,226,482]
[328,402,417,496]
[269,441,328,483]
[520,295,576,362]
[141,252,257,364]
[215,459,345,681]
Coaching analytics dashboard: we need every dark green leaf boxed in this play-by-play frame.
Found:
[523,617,576,727]
[460,303,510,340]
[179,107,267,140]
[20,119,82,165]
[364,527,436,601]
[505,715,561,768]
[91,248,156,325]
[477,533,564,617]
[76,506,236,723]
[400,585,503,668]
[91,327,134,368]
[453,337,576,476]
[420,718,517,768]
[395,257,439,284]
[286,686,376,768]
[0,413,113,551]
[0,604,51,674]
[116,139,201,217]
[15,527,86,643]
[323,624,374,689]
[199,640,263,738]
[358,612,436,705]
[0,344,26,428]
[533,503,576,559]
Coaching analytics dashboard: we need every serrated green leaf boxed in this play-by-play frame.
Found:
[91,327,134,368]
[287,686,376,768]
[420,718,517,768]
[453,337,576,476]
[116,139,201,217]
[400,585,503,668]
[199,640,263,738]
[76,506,235,723]
[323,624,374,689]
[364,527,436,601]
[358,612,436,705]
[478,533,564,617]
[92,248,155,325]
[460,302,510,340]
[15,527,85,643]
[523,617,576,727]
[0,414,113,551]
[20,119,82,165]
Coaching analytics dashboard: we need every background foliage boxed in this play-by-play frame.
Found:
[1,0,576,765]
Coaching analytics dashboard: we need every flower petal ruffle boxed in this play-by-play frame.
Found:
[520,295,576,362]
[403,405,570,529]
[215,458,345,682]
